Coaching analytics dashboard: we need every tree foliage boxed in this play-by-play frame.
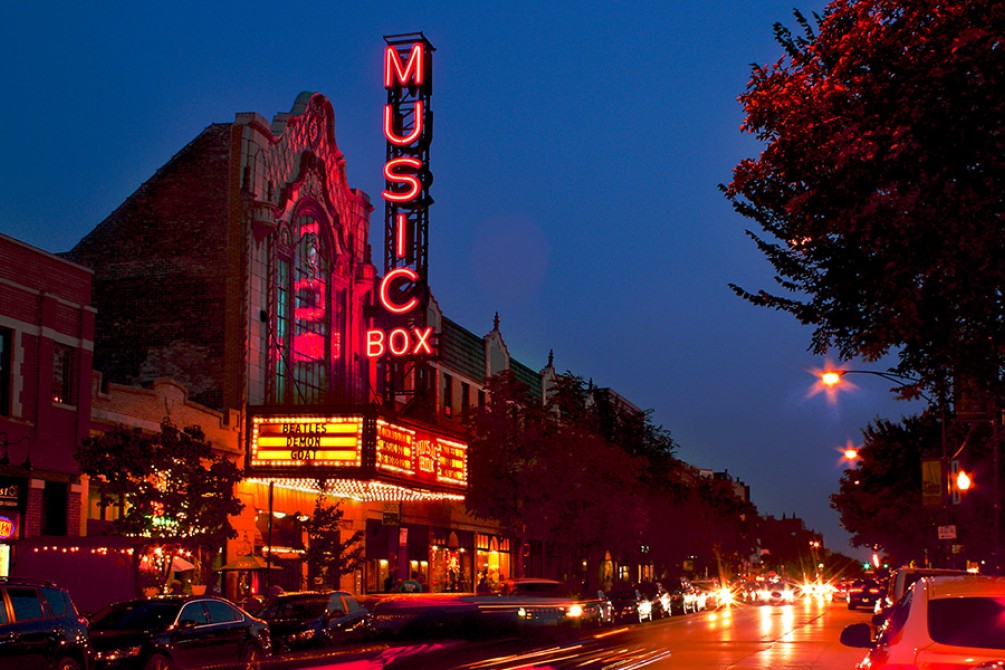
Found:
[465,370,755,581]
[830,414,943,565]
[304,493,365,588]
[77,421,244,551]
[725,0,1005,400]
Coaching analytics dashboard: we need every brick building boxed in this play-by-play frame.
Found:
[64,92,559,595]
[0,232,95,573]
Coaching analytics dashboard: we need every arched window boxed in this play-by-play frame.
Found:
[273,213,330,404]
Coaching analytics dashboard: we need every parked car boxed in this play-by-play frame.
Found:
[669,584,705,614]
[580,591,613,627]
[606,588,653,624]
[847,578,885,611]
[877,566,967,615]
[0,576,91,670]
[633,582,672,618]
[841,574,1005,669]
[259,590,373,653]
[88,595,270,669]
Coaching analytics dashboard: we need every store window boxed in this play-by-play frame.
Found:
[0,328,10,416]
[272,213,333,405]
[460,382,470,419]
[442,374,453,417]
[51,345,74,405]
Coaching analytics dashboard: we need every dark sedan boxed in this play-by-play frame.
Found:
[260,591,373,653]
[847,578,885,611]
[606,588,653,623]
[88,595,270,669]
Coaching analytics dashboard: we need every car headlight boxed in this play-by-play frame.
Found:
[294,628,317,641]
[566,604,584,618]
[97,645,143,661]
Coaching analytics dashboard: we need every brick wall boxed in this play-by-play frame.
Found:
[66,125,233,410]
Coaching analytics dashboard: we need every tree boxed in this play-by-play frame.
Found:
[725,0,1005,401]
[829,414,943,565]
[304,493,365,589]
[77,421,244,585]
[465,371,648,581]
[464,370,547,576]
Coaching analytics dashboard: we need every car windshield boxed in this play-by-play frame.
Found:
[263,596,328,620]
[928,597,1005,649]
[510,583,573,597]
[90,601,182,633]
[607,590,637,602]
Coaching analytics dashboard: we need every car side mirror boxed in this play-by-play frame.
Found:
[839,623,874,648]
[871,611,888,627]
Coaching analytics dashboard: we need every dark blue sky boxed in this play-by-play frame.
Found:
[1,1,919,560]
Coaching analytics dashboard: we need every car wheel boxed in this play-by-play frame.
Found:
[240,643,264,669]
[56,658,80,670]
[144,654,174,670]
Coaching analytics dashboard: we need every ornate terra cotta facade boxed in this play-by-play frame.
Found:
[235,92,376,410]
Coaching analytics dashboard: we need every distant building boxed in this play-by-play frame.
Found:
[0,232,95,573]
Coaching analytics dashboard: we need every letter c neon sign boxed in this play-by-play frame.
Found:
[379,267,420,315]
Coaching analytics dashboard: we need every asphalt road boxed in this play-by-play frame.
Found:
[269,598,875,670]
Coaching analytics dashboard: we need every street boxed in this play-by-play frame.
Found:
[271,598,874,670]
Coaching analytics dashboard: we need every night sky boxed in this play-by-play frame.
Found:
[1,1,920,560]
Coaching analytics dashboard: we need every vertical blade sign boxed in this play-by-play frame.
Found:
[370,34,436,359]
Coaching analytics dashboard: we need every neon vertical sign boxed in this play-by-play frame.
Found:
[370,33,437,359]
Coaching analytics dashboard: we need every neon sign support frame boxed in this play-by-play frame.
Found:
[377,32,436,410]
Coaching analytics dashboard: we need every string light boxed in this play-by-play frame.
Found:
[246,477,464,502]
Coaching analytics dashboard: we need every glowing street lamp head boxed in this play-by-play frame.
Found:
[821,371,843,387]
[957,470,972,492]
[843,447,859,461]
[808,363,858,404]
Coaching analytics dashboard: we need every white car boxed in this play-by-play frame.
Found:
[841,574,1005,669]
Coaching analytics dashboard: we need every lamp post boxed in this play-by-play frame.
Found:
[817,367,954,566]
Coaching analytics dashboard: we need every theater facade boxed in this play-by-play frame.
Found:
[65,69,560,594]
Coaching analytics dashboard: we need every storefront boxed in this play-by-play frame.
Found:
[246,405,468,593]
[474,533,511,591]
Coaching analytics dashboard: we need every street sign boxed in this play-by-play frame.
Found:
[938,525,957,540]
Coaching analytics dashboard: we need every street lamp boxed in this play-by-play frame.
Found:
[814,365,955,566]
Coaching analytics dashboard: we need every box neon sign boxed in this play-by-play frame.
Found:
[368,35,437,358]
